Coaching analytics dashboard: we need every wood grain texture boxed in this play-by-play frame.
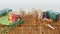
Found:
[0,15,60,34]
[43,26,60,34]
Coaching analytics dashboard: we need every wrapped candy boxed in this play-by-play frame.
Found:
[8,12,20,23]
[37,9,44,20]
[46,9,59,21]
[19,8,25,18]
[19,8,25,15]
[0,8,12,17]
[31,8,38,18]
[8,12,13,22]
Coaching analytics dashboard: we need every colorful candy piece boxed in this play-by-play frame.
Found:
[8,13,13,22]
[8,12,20,23]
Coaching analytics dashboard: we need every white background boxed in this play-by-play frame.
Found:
[0,0,60,12]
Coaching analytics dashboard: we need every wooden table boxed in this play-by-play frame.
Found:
[0,15,60,34]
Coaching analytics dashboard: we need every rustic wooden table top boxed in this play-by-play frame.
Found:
[0,15,60,34]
